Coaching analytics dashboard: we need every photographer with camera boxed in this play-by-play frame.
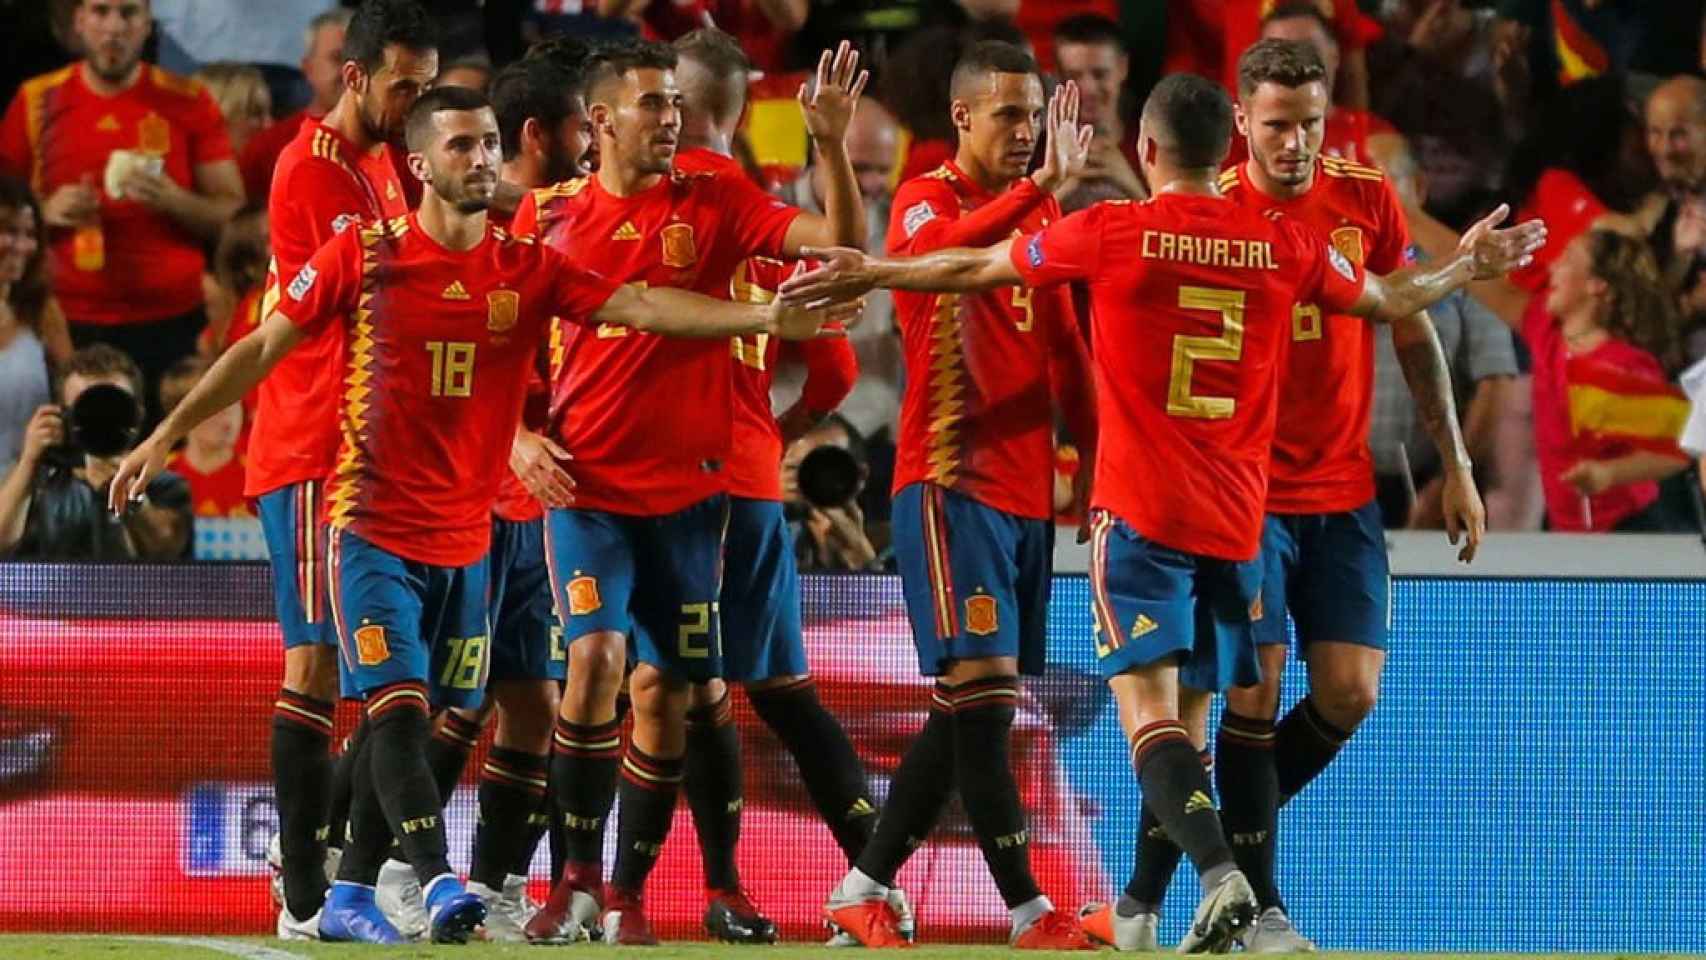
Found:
[784,413,882,572]
[0,344,189,560]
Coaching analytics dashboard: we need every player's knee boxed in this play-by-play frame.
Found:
[493,682,557,752]
[566,631,626,691]
[1314,675,1379,730]
[689,678,727,709]
[283,644,340,701]
[628,665,689,719]
[942,656,1019,685]
[1225,676,1281,723]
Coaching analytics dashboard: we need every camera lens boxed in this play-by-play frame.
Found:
[69,383,142,458]
[797,445,861,509]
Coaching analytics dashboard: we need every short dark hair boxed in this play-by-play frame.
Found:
[1142,73,1233,169]
[343,0,438,75]
[1236,38,1328,99]
[949,40,1037,100]
[583,39,678,102]
[524,33,593,76]
[1052,14,1123,51]
[62,344,142,398]
[1261,1,1336,44]
[404,84,491,152]
[673,28,750,126]
[490,56,581,157]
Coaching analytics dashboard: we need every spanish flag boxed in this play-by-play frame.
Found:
[1552,0,1610,85]
[1566,354,1689,458]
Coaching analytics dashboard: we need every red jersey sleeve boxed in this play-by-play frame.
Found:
[272,158,373,269]
[0,90,27,179]
[796,336,859,413]
[889,177,1050,255]
[273,227,362,337]
[1283,217,1366,316]
[186,84,235,167]
[717,170,802,259]
[1010,204,1105,288]
[510,189,541,237]
[1366,178,1413,275]
[544,250,623,328]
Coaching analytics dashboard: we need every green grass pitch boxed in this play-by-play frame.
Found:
[0,939,1695,960]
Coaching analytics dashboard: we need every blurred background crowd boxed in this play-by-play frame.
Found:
[2,0,1705,566]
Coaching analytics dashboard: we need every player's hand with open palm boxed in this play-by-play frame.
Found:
[799,41,869,145]
[768,292,862,341]
[1458,203,1547,280]
[107,432,173,516]
[1032,81,1094,195]
[1439,464,1486,563]
[780,246,877,307]
[510,428,575,508]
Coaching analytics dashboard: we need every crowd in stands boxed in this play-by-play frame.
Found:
[2,0,1705,563]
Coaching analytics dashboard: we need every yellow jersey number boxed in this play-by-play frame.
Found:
[1010,286,1034,333]
[1292,304,1322,341]
[1166,286,1245,420]
[426,341,476,397]
[440,634,488,690]
[678,602,719,659]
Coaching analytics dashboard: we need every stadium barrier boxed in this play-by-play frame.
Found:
[0,545,1701,949]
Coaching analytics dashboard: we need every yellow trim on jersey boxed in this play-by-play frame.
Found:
[1215,167,1242,193]
[326,223,387,531]
[149,65,206,98]
[1321,156,1385,182]
[922,294,966,487]
[20,66,75,192]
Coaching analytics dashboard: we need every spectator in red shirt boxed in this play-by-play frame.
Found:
[159,355,250,519]
[237,8,352,203]
[1052,14,1145,211]
[0,0,246,424]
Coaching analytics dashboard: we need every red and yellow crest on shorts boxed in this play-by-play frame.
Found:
[354,624,389,665]
[965,594,999,636]
[567,575,602,616]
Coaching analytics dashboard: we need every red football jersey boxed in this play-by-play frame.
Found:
[492,363,554,523]
[513,149,801,515]
[1219,155,1410,514]
[167,450,254,518]
[0,64,233,326]
[1012,193,1366,560]
[246,119,409,499]
[726,256,859,501]
[274,214,620,566]
[889,162,1092,521]
[238,108,313,203]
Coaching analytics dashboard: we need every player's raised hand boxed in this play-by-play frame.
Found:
[781,246,877,306]
[1440,464,1485,564]
[510,428,575,508]
[798,41,869,145]
[107,432,172,516]
[1458,203,1547,280]
[1033,81,1094,194]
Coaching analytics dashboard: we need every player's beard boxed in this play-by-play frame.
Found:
[89,46,142,86]
[543,138,584,182]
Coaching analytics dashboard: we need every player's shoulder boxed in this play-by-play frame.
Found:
[897,164,962,199]
[1318,155,1388,194]
[532,176,591,209]
[146,64,211,102]
[16,64,76,103]
[1215,165,1243,195]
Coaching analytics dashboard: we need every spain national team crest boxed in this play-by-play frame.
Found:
[661,223,697,269]
[965,594,999,636]
[1330,226,1366,265]
[354,624,390,665]
[567,576,602,616]
[137,112,171,155]
[487,290,519,335]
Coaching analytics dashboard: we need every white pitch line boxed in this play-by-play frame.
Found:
[122,937,304,960]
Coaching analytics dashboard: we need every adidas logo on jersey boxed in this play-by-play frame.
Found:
[1130,614,1158,639]
[442,281,470,300]
[612,220,641,241]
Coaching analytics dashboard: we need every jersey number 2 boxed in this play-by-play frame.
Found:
[1167,286,1245,420]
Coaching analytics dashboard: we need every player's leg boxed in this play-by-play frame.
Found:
[1277,501,1390,801]
[682,676,776,942]
[824,484,965,947]
[1087,513,1257,954]
[602,493,729,945]
[526,506,637,942]
[1214,515,1299,921]
[257,480,340,936]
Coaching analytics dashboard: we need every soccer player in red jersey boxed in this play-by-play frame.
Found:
[112,86,847,946]
[513,38,869,945]
[669,28,874,944]
[1111,39,1488,951]
[0,0,244,412]
[237,0,441,941]
[781,72,1544,954]
[821,42,1100,951]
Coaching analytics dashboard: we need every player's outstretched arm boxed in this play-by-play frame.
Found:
[107,314,304,514]
[593,283,860,341]
[1354,204,1547,324]
[782,240,1023,303]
